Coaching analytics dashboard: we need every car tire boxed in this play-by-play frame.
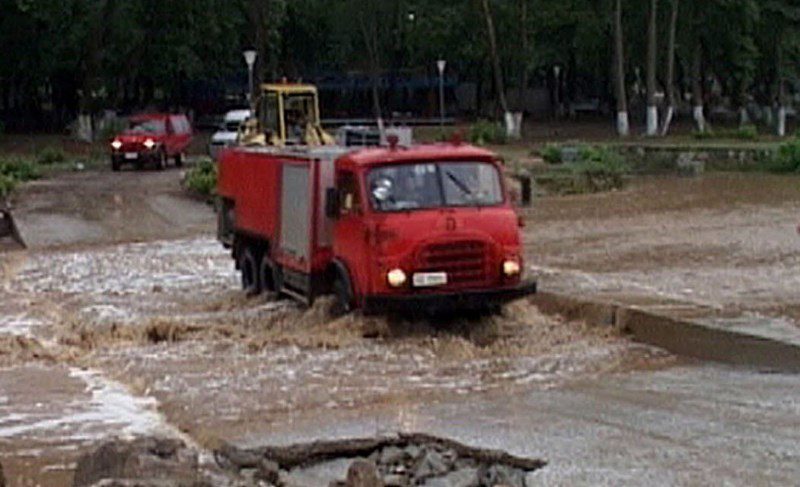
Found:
[239,247,261,296]
[111,159,120,172]
[175,152,184,167]
[156,151,166,171]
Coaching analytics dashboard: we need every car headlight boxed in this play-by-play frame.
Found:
[143,139,156,150]
[387,269,407,288]
[111,140,122,150]
[503,260,521,277]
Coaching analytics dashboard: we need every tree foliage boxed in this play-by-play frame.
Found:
[2,0,800,131]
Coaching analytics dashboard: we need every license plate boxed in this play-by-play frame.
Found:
[413,272,448,288]
[124,152,138,160]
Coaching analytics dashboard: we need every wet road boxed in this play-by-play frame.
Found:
[525,173,800,332]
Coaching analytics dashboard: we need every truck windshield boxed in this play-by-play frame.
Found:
[368,161,503,212]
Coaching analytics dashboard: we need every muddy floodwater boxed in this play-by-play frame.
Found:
[0,236,670,485]
[1,169,799,485]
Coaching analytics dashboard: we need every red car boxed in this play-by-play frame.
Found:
[110,114,193,171]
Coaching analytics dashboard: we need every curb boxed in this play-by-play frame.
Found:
[531,291,800,373]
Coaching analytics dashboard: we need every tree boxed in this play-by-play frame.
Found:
[613,0,630,136]
[645,0,659,136]
[480,0,509,115]
[661,0,679,136]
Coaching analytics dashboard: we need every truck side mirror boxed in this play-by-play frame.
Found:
[325,188,340,219]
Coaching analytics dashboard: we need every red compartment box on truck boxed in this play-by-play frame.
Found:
[217,142,536,314]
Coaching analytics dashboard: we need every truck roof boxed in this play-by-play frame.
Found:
[344,143,497,167]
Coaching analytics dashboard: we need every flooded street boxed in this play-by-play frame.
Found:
[1,169,799,485]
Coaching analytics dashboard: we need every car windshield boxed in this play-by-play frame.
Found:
[368,161,503,212]
[128,120,165,134]
[224,121,242,132]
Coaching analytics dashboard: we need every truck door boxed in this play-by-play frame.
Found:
[332,170,371,300]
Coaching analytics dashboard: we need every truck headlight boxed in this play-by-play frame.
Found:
[503,260,521,277]
[143,139,156,150]
[111,140,122,150]
[387,269,407,288]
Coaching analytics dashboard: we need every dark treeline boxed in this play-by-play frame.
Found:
[2,0,800,136]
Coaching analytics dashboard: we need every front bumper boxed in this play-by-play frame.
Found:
[111,151,160,165]
[362,280,537,314]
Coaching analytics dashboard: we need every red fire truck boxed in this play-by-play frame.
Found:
[217,141,536,314]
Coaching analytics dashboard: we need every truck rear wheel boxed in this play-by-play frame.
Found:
[259,255,276,293]
[239,247,261,295]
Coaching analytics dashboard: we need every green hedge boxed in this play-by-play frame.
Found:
[0,157,42,198]
[183,158,217,199]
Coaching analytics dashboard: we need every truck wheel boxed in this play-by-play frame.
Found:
[259,255,276,293]
[330,276,353,317]
[239,247,261,295]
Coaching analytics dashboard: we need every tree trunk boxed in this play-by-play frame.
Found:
[613,0,629,136]
[645,0,659,136]
[776,35,787,137]
[691,44,707,133]
[660,0,679,136]
[359,9,384,133]
[480,0,509,115]
[517,0,529,112]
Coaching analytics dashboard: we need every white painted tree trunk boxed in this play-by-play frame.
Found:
[660,106,674,136]
[777,106,787,137]
[693,105,706,133]
[617,111,630,136]
[504,111,523,140]
[76,114,94,143]
[646,106,659,136]
[739,107,750,126]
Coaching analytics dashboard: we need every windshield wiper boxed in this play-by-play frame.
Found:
[445,171,473,197]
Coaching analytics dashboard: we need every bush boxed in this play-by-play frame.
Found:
[183,158,217,199]
[692,129,715,140]
[732,124,759,140]
[0,157,42,198]
[0,173,16,198]
[36,147,67,165]
[0,157,42,182]
[763,139,800,173]
[469,120,507,145]
[541,144,563,164]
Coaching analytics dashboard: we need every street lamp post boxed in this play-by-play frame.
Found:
[243,49,258,110]
[437,60,447,128]
[553,65,561,119]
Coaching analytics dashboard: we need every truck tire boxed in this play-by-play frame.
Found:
[330,275,353,317]
[259,255,276,293]
[239,247,261,295]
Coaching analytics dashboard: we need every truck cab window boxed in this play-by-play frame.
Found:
[337,172,361,216]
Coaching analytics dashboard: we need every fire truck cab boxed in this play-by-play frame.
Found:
[217,141,536,314]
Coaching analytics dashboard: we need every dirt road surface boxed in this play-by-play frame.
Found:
[1,168,799,486]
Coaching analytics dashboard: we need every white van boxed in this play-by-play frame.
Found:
[209,109,251,160]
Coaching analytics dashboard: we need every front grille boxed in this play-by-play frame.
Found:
[418,240,489,287]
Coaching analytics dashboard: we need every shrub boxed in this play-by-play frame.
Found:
[0,173,15,198]
[763,139,800,173]
[692,129,715,140]
[733,124,759,140]
[36,147,67,165]
[469,120,507,145]
[541,144,563,164]
[0,157,42,182]
[183,158,217,199]
[570,146,630,191]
